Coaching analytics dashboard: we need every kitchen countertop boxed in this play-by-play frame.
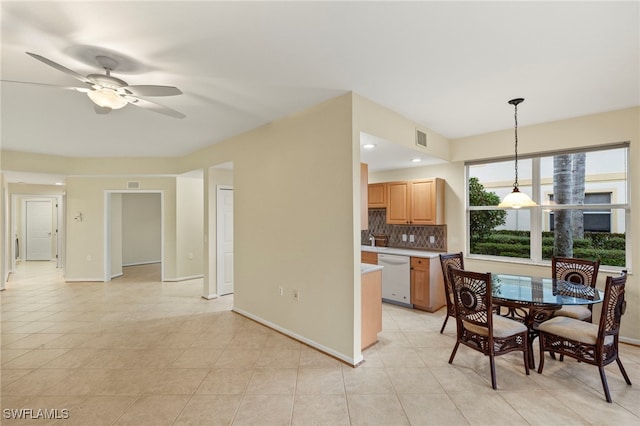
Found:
[361,263,384,274]
[361,245,443,259]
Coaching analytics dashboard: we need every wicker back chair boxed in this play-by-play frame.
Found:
[537,271,630,403]
[448,267,530,389]
[551,256,600,322]
[438,252,464,333]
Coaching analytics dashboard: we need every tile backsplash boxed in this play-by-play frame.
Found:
[361,209,447,251]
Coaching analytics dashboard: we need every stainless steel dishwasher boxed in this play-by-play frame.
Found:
[378,253,412,307]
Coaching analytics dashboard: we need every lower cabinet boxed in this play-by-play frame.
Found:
[361,269,382,349]
[410,257,445,312]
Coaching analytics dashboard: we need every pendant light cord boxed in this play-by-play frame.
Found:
[508,97,524,191]
[513,102,519,190]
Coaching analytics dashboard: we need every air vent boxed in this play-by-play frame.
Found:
[416,129,427,148]
[127,181,140,189]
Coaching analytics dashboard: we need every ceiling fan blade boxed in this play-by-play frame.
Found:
[121,85,183,97]
[94,105,112,115]
[1,79,88,92]
[26,52,93,85]
[126,96,186,119]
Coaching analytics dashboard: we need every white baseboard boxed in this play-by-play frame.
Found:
[65,278,103,282]
[122,260,161,267]
[110,273,123,279]
[232,307,363,367]
[620,336,640,346]
[164,274,204,282]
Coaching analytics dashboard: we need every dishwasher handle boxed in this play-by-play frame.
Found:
[379,255,410,266]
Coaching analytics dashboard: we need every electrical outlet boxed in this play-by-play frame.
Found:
[429,235,435,244]
[409,235,415,243]
[292,289,300,302]
[279,286,284,296]
[402,234,407,242]
[86,254,92,261]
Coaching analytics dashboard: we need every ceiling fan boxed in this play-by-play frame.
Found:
[16,52,186,118]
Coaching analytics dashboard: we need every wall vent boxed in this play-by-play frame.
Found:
[127,181,140,189]
[416,129,427,148]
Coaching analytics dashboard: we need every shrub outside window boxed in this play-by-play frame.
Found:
[467,144,629,269]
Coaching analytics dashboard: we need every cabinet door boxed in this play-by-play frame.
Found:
[368,183,387,208]
[361,251,378,264]
[410,257,429,308]
[410,179,437,225]
[386,181,410,224]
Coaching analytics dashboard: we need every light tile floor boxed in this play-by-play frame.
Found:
[1,262,639,425]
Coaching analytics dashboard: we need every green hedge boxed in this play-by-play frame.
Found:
[472,231,626,266]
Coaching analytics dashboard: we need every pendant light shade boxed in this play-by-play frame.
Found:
[499,98,536,209]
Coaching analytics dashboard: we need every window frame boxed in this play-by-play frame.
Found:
[465,143,631,271]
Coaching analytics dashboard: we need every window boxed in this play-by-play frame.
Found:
[467,145,629,268]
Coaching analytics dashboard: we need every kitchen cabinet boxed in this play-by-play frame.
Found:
[368,183,387,208]
[361,163,368,230]
[361,268,382,349]
[361,251,378,265]
[410,256,445,312]
[386,178,445,225]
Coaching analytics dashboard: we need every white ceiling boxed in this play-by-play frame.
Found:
[1,1,638,175]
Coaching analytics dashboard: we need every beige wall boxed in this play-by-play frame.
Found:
[175,171,204,280]
[122,193,162,266]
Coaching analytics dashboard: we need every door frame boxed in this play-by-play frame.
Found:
[11,194,63,272]
[104,190,164,282]
[216,185,233,295]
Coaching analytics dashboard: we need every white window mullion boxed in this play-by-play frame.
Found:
[530,157,542,263]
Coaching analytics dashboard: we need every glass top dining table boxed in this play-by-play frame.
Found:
[491,273,604,306]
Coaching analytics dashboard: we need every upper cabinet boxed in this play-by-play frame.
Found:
[368,183,387,208]
[386,178,445,225]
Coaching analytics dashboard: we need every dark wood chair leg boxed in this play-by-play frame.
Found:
[489,355,497,389]
[448,341,460,364]
[537,343,546,374]
[616,358,632,385]
[598,366,612,403]
[440,315,449,334]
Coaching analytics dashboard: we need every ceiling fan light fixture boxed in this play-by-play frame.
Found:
[87,87,127,109]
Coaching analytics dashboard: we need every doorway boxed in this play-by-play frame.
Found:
[104,190,163,282]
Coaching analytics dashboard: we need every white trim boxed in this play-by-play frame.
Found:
[202,293,219,300]
[216,185,233,296]
[233,307,364,367]
[620,337,640,346]
[111,273,123,279]
[65,278,103,282]
[122,260,162,267]
[164,274,204,282]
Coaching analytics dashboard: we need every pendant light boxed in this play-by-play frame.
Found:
[499,98,536,208]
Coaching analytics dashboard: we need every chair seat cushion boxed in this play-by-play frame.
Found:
[463,314,527,338]
[538,316,613,345]
[553,304,591,321]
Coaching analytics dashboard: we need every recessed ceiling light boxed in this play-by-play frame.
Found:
[362,143,376,149]
[411,158,422,163]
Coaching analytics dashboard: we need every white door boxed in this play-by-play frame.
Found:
[217,187,234,295]
[26,200,53,260]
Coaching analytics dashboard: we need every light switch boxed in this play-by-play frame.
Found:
[402,234,407,242]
